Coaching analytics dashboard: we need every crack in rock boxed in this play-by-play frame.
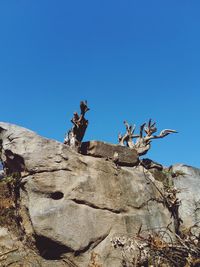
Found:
[70,198,125,214]
[74,232,110,256]
[22,168,72,178]
[7,134,21,142]
[127,198,163,210]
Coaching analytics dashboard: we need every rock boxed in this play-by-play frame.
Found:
[171,164,200,235]
[0,122,78,174]
[0,122,177,266]
[0,170,4,179]
[81,140,139,166]
[0,229,68,267]
[0,227,18,250]
[140,158,163,170]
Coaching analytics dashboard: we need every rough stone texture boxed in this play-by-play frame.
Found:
[81,140,139,166]
[0,122,179,266]
[172,164,200,235]
[140,158,163,171]
[0,231,69,267]
[0,227,19,250]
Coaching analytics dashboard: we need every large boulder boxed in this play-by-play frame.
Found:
[0,122,176,266]
[172,164,200,236]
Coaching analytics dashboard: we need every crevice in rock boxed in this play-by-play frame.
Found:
[0,170,27,241]
[127,197,162,210]
[22,167,72,177]
[60,154,69,161]
[3,150,25,175]
[70,198,124,214]
[35,235,74,260]
[75,232,109,256]
[0,146,28,241]
[7,134,21,142]
[30,167,72,174]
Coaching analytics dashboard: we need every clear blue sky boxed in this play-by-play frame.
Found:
[0,1,199,167]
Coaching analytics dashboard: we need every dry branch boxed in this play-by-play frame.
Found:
[119,119,177,156]
[111,223,200,267]
[64,101,90,151]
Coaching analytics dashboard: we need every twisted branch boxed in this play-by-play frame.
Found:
[119,119,177,156]
[64,101,90,150]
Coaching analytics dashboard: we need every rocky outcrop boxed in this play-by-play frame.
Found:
[0,227,70,267]
[0,122,199,266]
[172,164,200,236]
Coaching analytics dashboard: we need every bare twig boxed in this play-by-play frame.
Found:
[0,248,18,258]
[119,119,177,156]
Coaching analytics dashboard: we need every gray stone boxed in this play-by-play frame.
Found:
[172,164,200,235]
[0,122,78,174]
[0,122,178,266]
[81,140,139,166]
[0,227,18,250]
[0,228,68,267]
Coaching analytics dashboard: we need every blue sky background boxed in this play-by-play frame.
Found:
[0,1,199,167]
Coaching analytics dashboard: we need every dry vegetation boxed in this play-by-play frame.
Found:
[0,177,15,227]
[0,174,21,234]
[111,225,200,267]
[111,168,200,267]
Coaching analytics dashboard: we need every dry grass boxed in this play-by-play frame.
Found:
[111,225,200,267]
[88,252,102,267]
[0,177,16,231]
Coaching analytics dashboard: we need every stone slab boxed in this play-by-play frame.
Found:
[81,140,139,166]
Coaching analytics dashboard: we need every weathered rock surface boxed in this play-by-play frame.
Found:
[0,227,69,267]
[172,164,200,235]
[0,122,197,266]
[81,140,139,166]
[0,227,19,250]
